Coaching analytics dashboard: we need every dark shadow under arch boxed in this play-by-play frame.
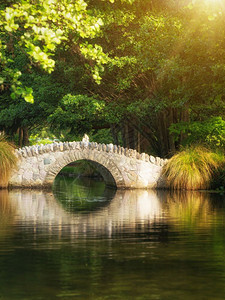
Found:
[56,159,117,188]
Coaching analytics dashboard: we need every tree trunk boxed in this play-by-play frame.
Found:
[134,129,141,153]
[167,108,176,155]
[121,122,130,148]
[110,124,119,145]
[18,128,23,148]
[179,106,190,147]
[22,127,29,146]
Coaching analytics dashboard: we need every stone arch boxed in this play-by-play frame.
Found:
[43,149,126,188]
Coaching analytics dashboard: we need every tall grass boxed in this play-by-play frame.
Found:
[0,136,18,188]
[163,147,223,190]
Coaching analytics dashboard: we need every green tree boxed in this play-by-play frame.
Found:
[0,0,118,102]
[91,0,225,156]
[2,0,225,155]
[48,94,106,139]
[170,117,225,151]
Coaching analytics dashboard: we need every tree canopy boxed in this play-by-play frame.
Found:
[1,0,225,156]
[0,0,125,102]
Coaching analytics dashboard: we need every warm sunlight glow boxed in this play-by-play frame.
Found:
[204,0,223,5]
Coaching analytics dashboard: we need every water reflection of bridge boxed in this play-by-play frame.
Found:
[7,189,163,238]
[1,189,220,240]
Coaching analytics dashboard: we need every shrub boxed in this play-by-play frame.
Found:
[169,117,225,151]
[162,146,223,190]
[0,136,18,188]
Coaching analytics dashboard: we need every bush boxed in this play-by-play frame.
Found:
[169,117,225,151]
[162,146,223,190]
[0,136,18,188]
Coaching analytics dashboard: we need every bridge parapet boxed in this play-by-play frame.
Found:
[15,141,168,167]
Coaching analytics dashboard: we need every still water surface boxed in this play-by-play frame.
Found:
[1,176,225,299]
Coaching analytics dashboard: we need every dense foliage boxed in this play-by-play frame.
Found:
[1,0,225,160]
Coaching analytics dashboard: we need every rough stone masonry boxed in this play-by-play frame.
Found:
[9,136,167,189]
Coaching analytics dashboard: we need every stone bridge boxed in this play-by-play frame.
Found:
[9,137,167,189]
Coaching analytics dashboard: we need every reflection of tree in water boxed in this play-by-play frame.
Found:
[167,191,210,228]
[6,187,225,240]
[53,176,116,213]
[159,190,225,231]
[0,190,16,239]
[4,188,225,300]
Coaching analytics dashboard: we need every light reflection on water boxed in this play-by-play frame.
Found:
[8,188,164,239]
[0,178,225,299]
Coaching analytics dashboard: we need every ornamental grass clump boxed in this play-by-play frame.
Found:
[163,147,223,190]
[0,136,17,188]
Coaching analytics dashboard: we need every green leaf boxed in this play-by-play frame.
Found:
[24,94,34,103]
[11,93,16,100]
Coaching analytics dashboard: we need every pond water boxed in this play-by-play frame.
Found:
[1,176,225,299]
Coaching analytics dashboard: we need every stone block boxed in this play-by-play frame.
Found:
[155,157,161,165]
[63,142,69,150]
[39,170,47,179]
[127,172,138,182]
[53,143,59,151]
[72,142,77,149]
[140,153,146,161]
[41,145,46,153]
[145,154,150,162]
[83,141,89,148]
[129,149,136,158]
[124,148,128,156]
[136,153,141,160]
[38,145,43,154]
[33,146,39,155]
[59,142,64,151]
[75,142,80,150]
[160,159,165,166]
[22,170,33,181]
[129,159,137,168]
[25,146,32,157]
[21,150,27,158]
[48,143,54,152]
[113,145,117,153]
[33,173,40,181]
[15,149,22,158]
[44,158,51,165]
[149,155,156,164]
[107,144,113,152]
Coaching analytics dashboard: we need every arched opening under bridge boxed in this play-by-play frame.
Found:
[43,150,126,188]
